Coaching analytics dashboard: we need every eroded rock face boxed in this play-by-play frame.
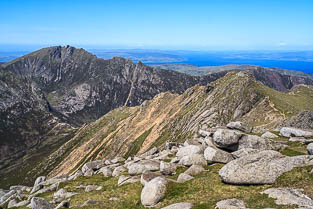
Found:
[215,198,247,209]
[141,177,168,206]
[204,146,233,163]
[227,121,252,133]
[280,127,313,138]
[219,150,313,185]
[262,187,313,207]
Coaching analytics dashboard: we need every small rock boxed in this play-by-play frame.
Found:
[215,198,247,209]
[161,202,194,209]
[30,197,54,209]
[227,121,252,133]
[81,200,99,206]
[53,188,77,199]
[141,147,159,158]
[111,157,125,164]
[141,170,161,186]
[109,197,120,201]
[184,165,205,176]
[307,143,313,155]
[204,146,233,163]
[177,173,194,183]
[99,167,113,177]
[176,145,205,157]
[112,166,127,177]
[55,200,70,209]
[231,148,260,159]
[280,127,313,138]
[199,130,212,137]
[160,161,177,175]
[128,160,160,175]
[261,131,278,139]
[179,154,207,167]
[31,176,46,194]
[85,185,102,192]
[83,169,94,177]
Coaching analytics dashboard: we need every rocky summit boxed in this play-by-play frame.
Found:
[0,46,313,209]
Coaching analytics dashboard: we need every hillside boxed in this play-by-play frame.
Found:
[1,71,313,209]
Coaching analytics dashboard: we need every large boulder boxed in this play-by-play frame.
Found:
[213,129,243,151]
[30,197,54,209]
[215,198,247,209]
[128,160,160,175]
[227,121,252,133]
[238,134,286,151]
[262,187,313,208]
[141,177,167,206]
[176,145,205,157]
[307,143,313,155]
[204,146,233,163]
[161,202,193,209]
[160,161,177,175]
[280,127,313,138]
[219,150,313,185]
[179,154,207,167]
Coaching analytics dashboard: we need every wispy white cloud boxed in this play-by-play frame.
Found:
[278,42,287,46]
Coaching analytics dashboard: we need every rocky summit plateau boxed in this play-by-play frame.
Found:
[1,46,313,209]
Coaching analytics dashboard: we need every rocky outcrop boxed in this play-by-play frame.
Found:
[226,121,252,133]
[219,150,313,185]
[262,187,313,208]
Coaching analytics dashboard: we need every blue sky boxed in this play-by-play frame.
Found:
[1,0,313,50]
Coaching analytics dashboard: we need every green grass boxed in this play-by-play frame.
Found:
[124,127,153,158]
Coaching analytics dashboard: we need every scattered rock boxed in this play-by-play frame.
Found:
[179,154,207,167]
[176,145,205,157]
[118,176,140,186]
[199,130,212,137]
[238,134,286,151]
[83,169,94,177]
[53,188,77,199]
[30,197,54,209]
[280,127,313,138]
[68,170,83,180]
[141,170,161,186]
[160,161,177,175]
[111,157,125,164]
[213,129,243,151]
[82,160,105,173]
[219,150,313,184]
[289,137,307,143]
[8,200,29,208]
[262,187,313,207]
[184,165,205,176]
[128,160,160,175]
[204,146,233,163]
[55,200,70,209]
[112,166,127,177]
[177,173,194,183]
[161,202,194,209]
[31,176,46,194]
[141,147,159,158]
[261,131,278,139]
[307,143,313,155]
[81,200,99,207]
[215,198,247,209]
[231,148,260,159]
[85,185,102,192]
[7,199,18,208]
[141,177,168,206]
[99,167,113,177]
[109,197,120,201]
[227,121,252,133]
